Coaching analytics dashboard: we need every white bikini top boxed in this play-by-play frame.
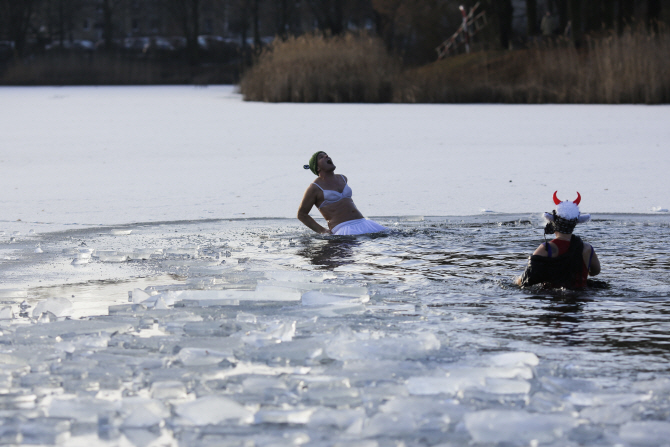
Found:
[313,175,352,209]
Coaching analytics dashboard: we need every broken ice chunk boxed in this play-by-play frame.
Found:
[120,397,168,429]
[131,288,151,304]
[32,297,73,318]
[580,405,634,425]
[327,332,439,361]
[464,410,578,444]
[568,392,651,407]
[619,421,670,445]
[483,378,531,395]
[308,408,365,431]
[110,229,132,235]
[98,252,129,262]
[130,248,159,260]
[150,381,188,400]
[178,347,232,366]
[174,395,253,425]
[265,271,335,282]
[177,288,301,304]
[301,291,369,306]
[254,408,314,425]
[407,374,484,396]
[20,418,70,445]
[240,321,296,346]
[45,396,115,424]
[362,412,417,437]
[236,312,257,324]
[490,352,539,367]
[0,306,14,320]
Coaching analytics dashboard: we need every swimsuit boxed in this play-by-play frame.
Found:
[519,235,592,289]
[546,238,591,288]
[312,175,352,209]
[312,175,388,235]
[331,218,388,236]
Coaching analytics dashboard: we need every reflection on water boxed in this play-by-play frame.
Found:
[297,236,362,269]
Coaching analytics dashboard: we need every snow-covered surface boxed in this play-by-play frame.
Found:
[1,85,668,234]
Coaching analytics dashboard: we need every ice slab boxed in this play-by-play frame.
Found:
[257,280,368,297]
[568,392,651,407]
[362,412,417,437]
[264,271,335,282]
[254,408,314,425]
[19,418,71,445]
[407,365,534,396]
[0,306,13,320]
[580,405,635,425]
[44,396,116,424]
[177,347,233,366]
[301,290,369,306]
[32,297,73,318]
[150,381,187,400]
[176,288,301,304]
[110,229,132,235]
[464,410,579,444]
[490,351,539,367]
[327,332,439,361]
[308,408,365,431]
[619,421,670,446]
[174,395,253,425]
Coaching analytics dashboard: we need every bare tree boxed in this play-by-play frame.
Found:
[42,0,84,48]
[167,0,201,65]
[99,0,125,51]
[273,0,299,39]
[647,0,661,32]
[305,0,345,35]
[526,0,538,35]
[0,0,41,57]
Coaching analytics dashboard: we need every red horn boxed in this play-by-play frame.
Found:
[553,191,561,205]
[574,192,581,205]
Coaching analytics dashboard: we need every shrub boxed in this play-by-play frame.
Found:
[399,28,670,104]
[239,33,400,103]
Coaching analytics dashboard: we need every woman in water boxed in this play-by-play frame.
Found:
[516,191,601,289]
[297,151,387,235]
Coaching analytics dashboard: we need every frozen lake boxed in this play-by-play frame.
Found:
[0,86,669,446]
[1,86,669,231]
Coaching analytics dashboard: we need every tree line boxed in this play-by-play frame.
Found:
[0,0,666,67]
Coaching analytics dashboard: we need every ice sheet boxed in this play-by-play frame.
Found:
[1,86,669,234]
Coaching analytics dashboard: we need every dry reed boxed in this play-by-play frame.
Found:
[401,28,670,104]
[239,33,400,102]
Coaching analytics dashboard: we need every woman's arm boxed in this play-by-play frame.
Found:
[584,244,601,276]
[297,185,331,234]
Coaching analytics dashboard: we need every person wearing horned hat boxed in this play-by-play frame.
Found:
[298,152,388,235]
[516,191,601,289]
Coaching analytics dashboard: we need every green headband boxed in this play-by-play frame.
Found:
[304,151,325,176]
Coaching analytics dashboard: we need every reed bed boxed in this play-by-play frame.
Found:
[241,29,670,104]
[239,33,400,102]
[401,28,670,104]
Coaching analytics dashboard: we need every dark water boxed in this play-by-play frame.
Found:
[295,214,670,370]
[0,213,669,445]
